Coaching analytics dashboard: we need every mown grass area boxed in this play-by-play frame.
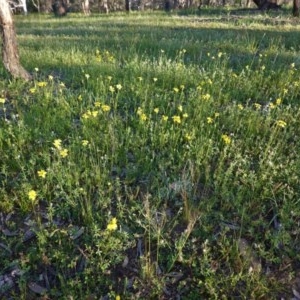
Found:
[1,8,300,299]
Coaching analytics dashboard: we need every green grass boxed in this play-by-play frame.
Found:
[1,8,300,299]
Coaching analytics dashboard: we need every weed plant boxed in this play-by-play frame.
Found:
[0,8,300,299]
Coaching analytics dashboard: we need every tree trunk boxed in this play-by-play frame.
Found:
[81,0,90,14]
[164,0,171,11]
[125,0,131,11]
[139,0,145,10]
[293,0,299,16]
[40,0,53,13]
[20,0,28,15]
[0,0,31,80]
[252,0,280,9]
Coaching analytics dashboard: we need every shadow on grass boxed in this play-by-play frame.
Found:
[15,13,300,84]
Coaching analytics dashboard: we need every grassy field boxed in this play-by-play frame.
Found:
[1,8,300,299]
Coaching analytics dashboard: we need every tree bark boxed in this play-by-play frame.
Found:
[252,0,280,9]
[0,0,31,80]
[125,0,131,11]
[81,0,90,14]
[293,0,299,16]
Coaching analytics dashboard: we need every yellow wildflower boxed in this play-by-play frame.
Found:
[37,79,47,87]
[140,113,147,121]
[107,218,118,231]
[0,98,5,104]
[91,110,99,117]
[137,107,143,116]
[207,117,213,124]
[37,170,47,178]
[82,112,90,119]
[237,104,244,110]
[34,67,39,72]
[116,296,121,300]
[28,190,37,201]
[116,84,122,90]
[59,148,68,158]
[221,134,231,145]
[94,101,101,107]
[82,140,89,147]
[107,76,112,81]
[178,105,183,112]
[48,75,54,81]
[172,115,181,124]
[109,86,115,93]
[180,85,185,90]
[185,134,193,141]
[154,108,159,114]
[162,115,168,122]
[275,98,282,105]
[218,52,223,58]
[153,78,158,82]
[202,93,211,101]
[37,81,47,87]
[283,88,288,95]
[276,120,287,128]
[29,88,36,94]
[85,74,90,79]
[173,87,179,93]
[53,139,62,150]
[254,103,261,110]
[101,105,111,112]
[269,103,275,109]
[214,113,220,118]
[182,113,188,118]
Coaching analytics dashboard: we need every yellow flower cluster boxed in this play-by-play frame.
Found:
[207,117,213,124]
[172,115,181,124]
[95,49,115,63]
[276,120,287,128]
[82,110,99,119]
[53,139,68,158]
[28,190,37,201]
[137,107,147,122]
[162,115,168,122]
[109,84,122,93]
[37,81,47,87]
[221,134,231,145]
[37,169,47,178]
[82,140,89,147]
[254,103,261,110]
[107,218,118,231]
[59,149,68,158]
[53,139,62,149]
[82,103,111,120]
[202,93,211,101]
